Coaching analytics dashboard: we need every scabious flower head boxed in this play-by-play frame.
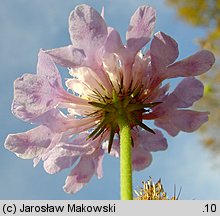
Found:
[134,178,179,200]
[5,4,215,194]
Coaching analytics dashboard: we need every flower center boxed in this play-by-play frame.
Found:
[66,64,161,153]
[88,88,161,153]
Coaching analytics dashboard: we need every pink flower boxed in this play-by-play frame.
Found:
[5,4,214,194]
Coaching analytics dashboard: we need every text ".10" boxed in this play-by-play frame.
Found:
[204,204,217,213]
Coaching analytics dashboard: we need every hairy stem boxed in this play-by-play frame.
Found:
[118,113,133,200]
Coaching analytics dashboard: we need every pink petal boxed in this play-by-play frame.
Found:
[105,27,124,53]
[69,67,107,96]
[171,110,209,133]
[65,103,97,116]
[63,156,95,194]
[93,149,105,179]
[68,118,99,135]
[41,132,63,156]
[4,126,54,159]
[146,83,170,102]
[101,6,104,19]
[154,119,179,137]
[43,146,79,174]
[150,31,178,70]
[37,50,62,86]
[131,52,149,90]
[132,146,152,171]
[12,73,58,122]
[33,109,97,133]
[33,157,41,167]
[104,28,135,92]
[143,94,172,120]
[45,46,85,68]
[38,50,86,103]
[32,109,70,132]
[102,53,123,92]
[144,78,204,120]
[164,50,215,79]
[139,129,168,152]
[120,54,134,92]
[168,77,204,108]
[58,92,90,106]
[126,6,156,55]
[43,130,105,176]
[66,78,94,98]
[12,51,87,123]
[38,51,88,105]
[132,128,168,151]
[69,4,107,53]
[102,138,120,157]
[58,133,101,156]
[154,110,209,136]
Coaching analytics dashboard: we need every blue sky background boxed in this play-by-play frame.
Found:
[0,0,219,200]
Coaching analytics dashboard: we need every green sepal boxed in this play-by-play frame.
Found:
[122,86,142,107]
[146,102,162,107]
[87,119,107,139]
[127,102,162,112]
[112,90,119,103]
[108,126,116,154]
[92,126,106,140]
[122,96,132,107]
[130,85,142,99]
[131,114,155,134]
[131,136,134,147]
[88,102,115,112]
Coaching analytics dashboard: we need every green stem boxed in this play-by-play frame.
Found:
[118,113,133,200]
